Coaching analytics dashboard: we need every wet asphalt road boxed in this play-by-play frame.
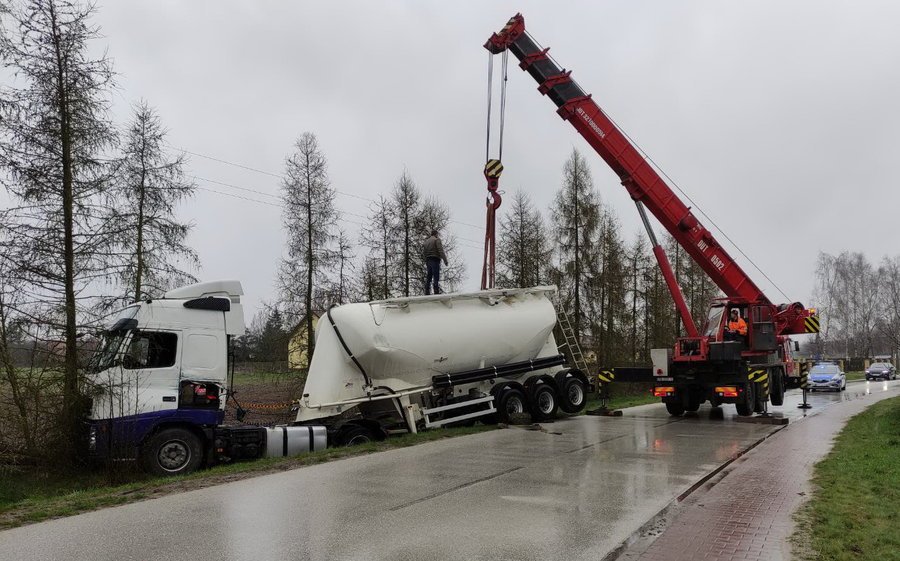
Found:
[1,379,896,561]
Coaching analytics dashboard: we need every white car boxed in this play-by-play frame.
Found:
[808,363,846,391]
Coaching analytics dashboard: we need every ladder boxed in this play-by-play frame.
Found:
[557,309,589,373]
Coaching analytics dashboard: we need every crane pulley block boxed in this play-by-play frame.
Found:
[484,158,503,193]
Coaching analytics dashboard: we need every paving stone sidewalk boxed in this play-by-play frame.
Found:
[622,387,900,561]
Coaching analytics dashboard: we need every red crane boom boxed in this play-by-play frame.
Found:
[485,14,767,306]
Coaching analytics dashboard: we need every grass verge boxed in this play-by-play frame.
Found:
[582,384,658,413]
[792,396,900,561]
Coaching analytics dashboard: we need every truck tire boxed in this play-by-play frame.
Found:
[497,388,528,424]
[770,369,785,406]
[141,427,203,476]
[684,387,702,412]
[665,402,685,416]
[735,384,754,417]
[528,384,558,421]
[337,425,377,446]
[558,377,587,414]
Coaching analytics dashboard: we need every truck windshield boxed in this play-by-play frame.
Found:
[702,306,725,337]
[87,306,139,373]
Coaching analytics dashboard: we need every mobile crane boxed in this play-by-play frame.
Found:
[485,14,820,416]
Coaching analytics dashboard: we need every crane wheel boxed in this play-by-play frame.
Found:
[665,402,685,416]
[770,369,785,406]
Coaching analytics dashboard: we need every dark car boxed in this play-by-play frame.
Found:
[865,362,896,381]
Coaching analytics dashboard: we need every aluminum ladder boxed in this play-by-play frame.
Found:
[556,308,589,373]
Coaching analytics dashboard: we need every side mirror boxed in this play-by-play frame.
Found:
[793,341,800,352]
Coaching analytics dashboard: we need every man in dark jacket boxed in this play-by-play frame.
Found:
[423,230,448,295]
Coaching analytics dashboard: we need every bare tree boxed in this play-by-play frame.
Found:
[878,255,900,362]
[415,195,465,293]
[812,251,839,357]
[497,190,550,288]
[0,0,117,457]
[813,251,881,358]
[278,132,338,360]
[111,101,197,303]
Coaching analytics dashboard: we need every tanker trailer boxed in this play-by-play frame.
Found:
[294,286,591,445]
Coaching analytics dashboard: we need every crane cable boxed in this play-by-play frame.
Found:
[481,50,508,290]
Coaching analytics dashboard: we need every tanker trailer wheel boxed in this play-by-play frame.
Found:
[735,383,754,417]
[528,384,559,422]
[496,388,529,424]
[141,427,203,476]
[558,377,587,414]
[770,369,785,406]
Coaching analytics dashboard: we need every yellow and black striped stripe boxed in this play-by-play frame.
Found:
[747,369,768,383]
[598,370,615,384]
[484,159,504,178]
[804,316,821,333]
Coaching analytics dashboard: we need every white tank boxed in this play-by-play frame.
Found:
[295,286,560,422]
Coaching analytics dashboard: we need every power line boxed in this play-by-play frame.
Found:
[174,143,487,232]
[191,183,483,252]
[523,30,791,302]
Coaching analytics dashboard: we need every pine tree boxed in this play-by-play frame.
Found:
[390,170,421,297]
[0,0,117,457]
[112,101,197,303]
[360,195,396,300]
[278,132,338,360]
[550,149,601,343]
[497,190,550,288]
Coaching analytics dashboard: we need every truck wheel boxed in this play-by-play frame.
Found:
[665,402,685,416]
[529,384,558,421]
[770,370,785,406]
[497,388,528,424]
[558,377,587,413]
[337,425,377,446]
[141,428,203,476]
[735,384,754,417]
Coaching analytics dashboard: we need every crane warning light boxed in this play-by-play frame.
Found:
[653,386,676,397]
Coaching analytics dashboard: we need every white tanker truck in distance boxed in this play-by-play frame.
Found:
[85,281,590,475]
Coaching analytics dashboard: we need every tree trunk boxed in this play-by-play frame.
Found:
[52,2,81,460]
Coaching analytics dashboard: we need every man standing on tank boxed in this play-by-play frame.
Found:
[423,229,449,295]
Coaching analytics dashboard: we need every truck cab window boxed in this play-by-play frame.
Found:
[702,306,725,337]
[123,331,178,370]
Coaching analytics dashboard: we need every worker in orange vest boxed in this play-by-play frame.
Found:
[725,309,748,343]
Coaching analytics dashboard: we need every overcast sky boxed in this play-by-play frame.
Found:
[13,1,900,320]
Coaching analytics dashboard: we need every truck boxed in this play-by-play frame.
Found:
[85,281,590,475]
[485,14,820,416]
